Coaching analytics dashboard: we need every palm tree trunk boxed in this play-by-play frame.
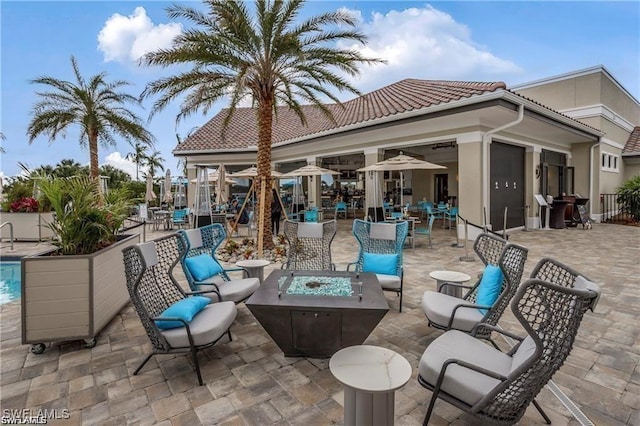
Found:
[88,130,100,179]
[257,99,274,251]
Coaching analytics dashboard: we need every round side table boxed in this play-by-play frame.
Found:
[235,259,270,283]
[429,270,471,298]
[329,345,412,426]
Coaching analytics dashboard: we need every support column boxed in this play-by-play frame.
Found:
[364,148,384,220]
[306,157,322,210]
[457,133,483,240]
[526,146,542,229]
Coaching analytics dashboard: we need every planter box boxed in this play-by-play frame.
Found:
[0,212,55,241]
[21,233,140,350]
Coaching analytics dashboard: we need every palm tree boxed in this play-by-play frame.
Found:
[0,132,5,153]
[141,0,381,250]
[27,56,154,179]
[143,150,165,178]
[125,142,147,181]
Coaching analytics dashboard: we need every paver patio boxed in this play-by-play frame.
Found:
[1,220,639,425]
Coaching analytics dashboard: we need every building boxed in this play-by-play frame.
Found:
[173,66,639,234]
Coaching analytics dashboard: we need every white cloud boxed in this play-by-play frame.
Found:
[97,6,182,63]
[104,151,147,179]
[339,5,523,94]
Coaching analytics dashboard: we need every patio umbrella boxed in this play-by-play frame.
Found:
[163,169,172,204]
[228,166,283,178]
[358,152,446,206]
[216,164,228,206]
[189,172,237,185]
[144,174,156,203]
[281,165,339,211]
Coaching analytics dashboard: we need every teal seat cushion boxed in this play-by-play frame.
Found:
[155,296,210,330]
[476,264,503,313]
[185,254,223,281]
[363,253,398,276]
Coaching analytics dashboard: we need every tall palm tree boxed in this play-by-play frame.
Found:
[143,150,165,178]
[141,0,381,250]
[125,142,147,181]
[27,56,154,179]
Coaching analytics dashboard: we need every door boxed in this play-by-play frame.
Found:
[435,174,449,204]
[490,142,525,230]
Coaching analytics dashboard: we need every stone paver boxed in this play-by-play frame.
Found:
[1,220,639,425]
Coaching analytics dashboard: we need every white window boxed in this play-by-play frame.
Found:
[601,151,619,173]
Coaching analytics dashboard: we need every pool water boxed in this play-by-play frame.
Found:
[0,262,21,304]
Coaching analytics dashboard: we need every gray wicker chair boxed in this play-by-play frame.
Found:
[348,219,409,311]
[418,257,600,425]
[282,219,337,270]
[421,233,528,345]
[122,234,237,385]
[177,224,260,303]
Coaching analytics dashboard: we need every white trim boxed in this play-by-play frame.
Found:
[526,146,542,153]
[456,131,484,144]
[511,65,640,106]
[560,104,635,133]
[600,137,625,150]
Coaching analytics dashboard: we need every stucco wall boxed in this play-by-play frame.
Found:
[516,73,602,110]
[458,142,483,224]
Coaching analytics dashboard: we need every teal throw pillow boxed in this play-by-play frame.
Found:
[476,264,504,314]
[185,254,223,281]
[362,253,398,276]
[155,296,210,330]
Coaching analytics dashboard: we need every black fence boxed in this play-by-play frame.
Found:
[600,193,640,224]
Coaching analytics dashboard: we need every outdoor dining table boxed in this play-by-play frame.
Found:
[153,210,171,231]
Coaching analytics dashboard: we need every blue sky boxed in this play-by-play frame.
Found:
[1,1,638,181]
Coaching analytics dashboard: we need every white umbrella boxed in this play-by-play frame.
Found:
[216,164,228,206]
[189,172,237,185]
[281,165,339,211]
[144,174,157,203]
[357,152,446,206]
[281,165,340,177]
[228,166,283,178]
[163,169,172,204]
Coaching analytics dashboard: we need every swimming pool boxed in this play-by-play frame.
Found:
[0,261,21,304]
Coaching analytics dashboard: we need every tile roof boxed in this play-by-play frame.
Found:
[174,79,506,152]
[623,126,640,154]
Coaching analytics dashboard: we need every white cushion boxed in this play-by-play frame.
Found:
[419,330,511,406]
[377,274,401,290]
[422,291,484,331]
[510,336,537,374]
[574,275,601,311]
[197,278,260,303]
[370,223,396,240]
[297,223,323,238]
[161,301,236,348]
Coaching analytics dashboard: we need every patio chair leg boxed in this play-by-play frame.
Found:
[191,347,204,386]
[227,329,233,342]
[133,353,154,376]
[423,391,439,426]
[532,399,552,424]
[399,290,403,313]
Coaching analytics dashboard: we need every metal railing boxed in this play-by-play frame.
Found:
[0,222,14,250]
[600,193,640,224]
[119,218,147,242]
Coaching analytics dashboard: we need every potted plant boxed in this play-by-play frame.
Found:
[21,176,140,353]
[1,184,55,241]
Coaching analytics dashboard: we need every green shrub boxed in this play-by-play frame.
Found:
[616,175,640,219]
[38,176,132,255]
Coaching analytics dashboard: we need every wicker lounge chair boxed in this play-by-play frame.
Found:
[177,225,259,303]
[418,258,600,425]
[122,234,237,385]
[348,219,409,311]
[282,219,337,270]
[421,233,528,345]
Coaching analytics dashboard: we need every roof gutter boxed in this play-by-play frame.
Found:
[482,103,525,225]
